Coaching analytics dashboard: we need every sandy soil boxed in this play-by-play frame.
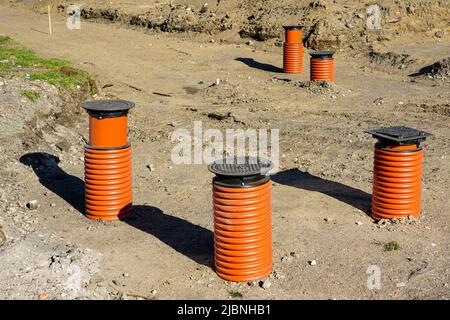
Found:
[0,2,449,300]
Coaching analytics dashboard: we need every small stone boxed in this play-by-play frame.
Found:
[38,293,49,300]
[355,221,363,226]
[248,281,257,287]
[200,3,209,14]
[150,289,157,295]
[26,200,39,210]
[309,260,317,266]
[431,243,437,247]
[122,273,129,277]
[435,31,444,38]
[397,101,404,105]
[331,95,337,99]
[55,140,71,152]
[324,217,333,223]
[0,229,6,247]
[290,252,301,259]
[261,279,272,289]
[214,78,221,86]
[246,40,253,46]
[112,279,120,286]
[50,203,56,207]
[396,282,406,288]
[281,256,291,263]
[207,283,213,288]
[147,164,155,172]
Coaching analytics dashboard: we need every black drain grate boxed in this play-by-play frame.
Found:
[366,126,432,145]
[310,51,335,59]
[209,157,273,177]
[209,157,273,187]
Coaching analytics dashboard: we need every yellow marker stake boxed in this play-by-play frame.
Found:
[48,4,52,36]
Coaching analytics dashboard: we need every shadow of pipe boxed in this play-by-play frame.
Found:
[271,168,371,215]
[126,205,214,268]
[408,64,433,77]
[19,152,214,268]
[20,152,85,214]
[235,57,283,73]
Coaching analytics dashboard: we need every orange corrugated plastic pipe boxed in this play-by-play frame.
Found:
[366,126,432,221]
[82,100,135,221]
[209,158,273,282]
[283,25,303,74]
[310,51,334,81]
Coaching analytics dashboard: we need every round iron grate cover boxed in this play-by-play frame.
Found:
[310,51,335,58]
[208,157,273,177]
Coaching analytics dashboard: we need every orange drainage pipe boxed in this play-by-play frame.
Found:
[283,25,303,74]
[366,126,432,221]
[310,51,335,81]
[208,157,273,282]
[82,100,135,221]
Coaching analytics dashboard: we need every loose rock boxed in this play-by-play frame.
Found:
[260,279,272,289]
[26,200,39,210]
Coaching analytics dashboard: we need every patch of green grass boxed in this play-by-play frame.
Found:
[384,241,401,252]
[229,291,243,299]
[30,68,90,91]
[0,36,89,91]
[21,89,40,102]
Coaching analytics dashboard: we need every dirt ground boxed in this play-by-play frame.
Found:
[0,1,449,300]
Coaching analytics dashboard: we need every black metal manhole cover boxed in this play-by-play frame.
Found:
[282,25,303,30]
[366,126,432,143]
[82,100,135,112]
[208,157,273,177]
[310,51,335,58]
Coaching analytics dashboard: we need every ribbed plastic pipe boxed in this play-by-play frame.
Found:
[209,158,273,282]
[372,144,423,220]
[84,145,133,221]
[283,26,303,74]
[365,126,432,221]
[82,100,134,221]
[310,51,334,81]
[213,179,272,282]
